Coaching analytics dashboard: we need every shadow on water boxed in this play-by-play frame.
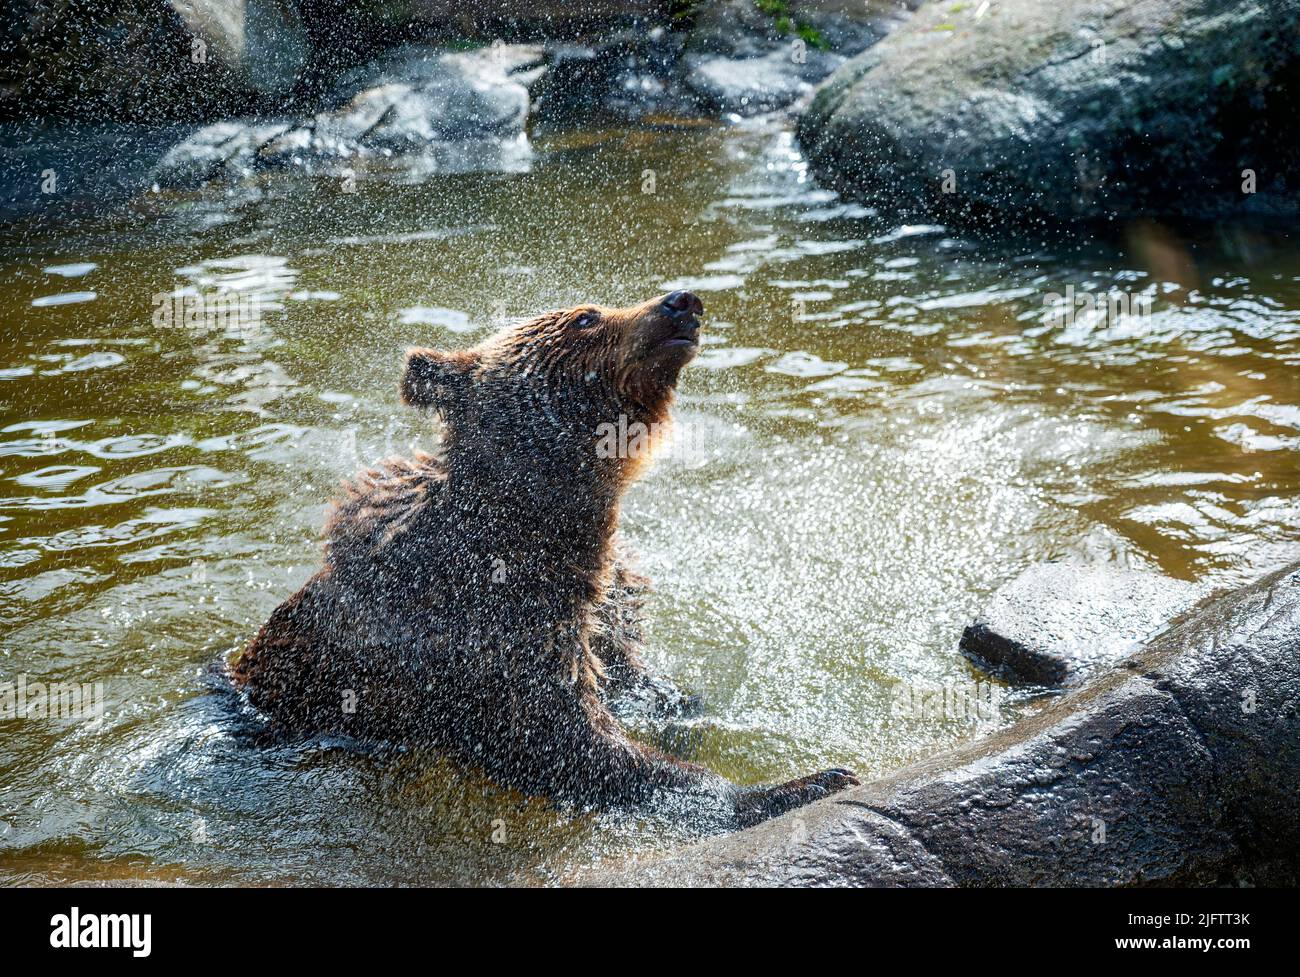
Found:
[1,116,1298,884]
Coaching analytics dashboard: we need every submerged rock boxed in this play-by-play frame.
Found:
[797,0,1300,221]
[584,561,1300,886]
[151,43,544,188]
[959,563,1204,686]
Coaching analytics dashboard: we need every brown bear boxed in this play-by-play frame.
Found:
[232,290,858,827]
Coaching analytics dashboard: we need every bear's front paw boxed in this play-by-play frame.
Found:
[733,767,861,827]
[799,767,861,794]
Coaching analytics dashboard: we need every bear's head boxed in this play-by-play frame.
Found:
[400,291,703,475]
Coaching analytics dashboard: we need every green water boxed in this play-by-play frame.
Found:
[1,118,1298,885]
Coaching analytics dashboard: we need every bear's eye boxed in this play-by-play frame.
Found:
[573,311,600,329]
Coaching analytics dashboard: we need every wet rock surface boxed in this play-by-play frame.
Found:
[682,0,901,117]
[1144,571,1300,886]
[797,0,1300,221]
[151,43,544,188]
[147,4,908,189]
[960,563,1204,687]
[172,0,309,96]
[683,47,836,117]
[151,120,297,191]
[20,3,913,191]
[584,561,1300,886]
[535,4,903,125]
[531,29,694,125]
[3,0,309,122]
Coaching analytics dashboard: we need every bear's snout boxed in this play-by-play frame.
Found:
[661,290,703,318]
[647,290,702,353]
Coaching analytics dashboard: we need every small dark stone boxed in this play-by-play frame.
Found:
[959,563,1203,687]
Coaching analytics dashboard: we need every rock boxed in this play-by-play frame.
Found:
[959,563,1204,686]
[688,0,902,60]
[531,2,904,124]
[531,29,693,126]
[604,804,955,887]
[4,2,905,127]
[583,561,1300,886]
[797,0,1300,221]
[683,48,840,117]
[151,43,544,188]
[172,0,309,96]
[151,120,296,190]
[1141,575,1300,886]
[326,43,543,141]
[682,0,900,117]
[2,1,309,122]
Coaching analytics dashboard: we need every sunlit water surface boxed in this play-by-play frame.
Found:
[2,118,1298,884]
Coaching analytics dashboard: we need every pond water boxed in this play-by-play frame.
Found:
[1,117,1298,885]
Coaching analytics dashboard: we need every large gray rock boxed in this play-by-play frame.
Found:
[1144,574,1300,886]
[151,43,544,188]
[797,0,1300,221]
[960,563,1204,686]
[585,561,1300,886]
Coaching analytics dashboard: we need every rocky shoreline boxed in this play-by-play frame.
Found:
[13,0,1297,223]
[10,0,1300,212]
[5,2,906,198]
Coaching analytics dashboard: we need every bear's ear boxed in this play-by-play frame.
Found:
[400,347,479,412]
